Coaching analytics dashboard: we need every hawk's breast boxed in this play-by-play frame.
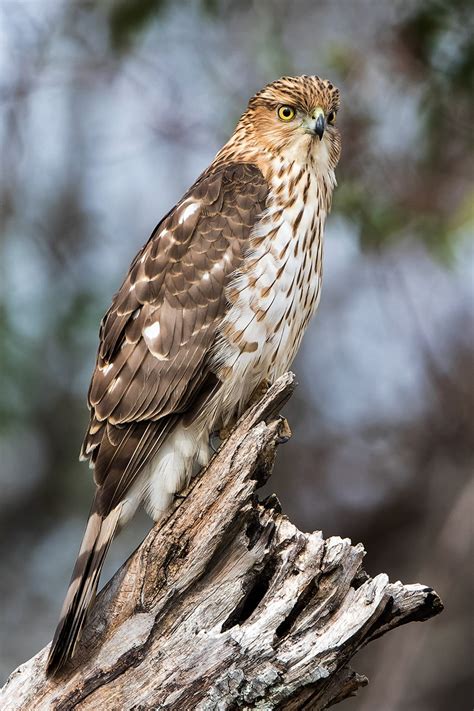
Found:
[215,159,328,415]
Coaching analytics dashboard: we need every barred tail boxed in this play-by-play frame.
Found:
[46,502,122,676]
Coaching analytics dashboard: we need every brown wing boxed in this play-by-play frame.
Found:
[81,162,268,515]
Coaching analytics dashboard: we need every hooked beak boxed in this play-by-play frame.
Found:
[304,107,325,140]
[314,113,325,140]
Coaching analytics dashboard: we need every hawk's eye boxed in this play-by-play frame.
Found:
[277,105,296,122]
[327,111,336,125]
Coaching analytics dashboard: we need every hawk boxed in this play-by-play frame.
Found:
[47,75,341,675]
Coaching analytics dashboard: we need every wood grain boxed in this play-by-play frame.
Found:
[0,373,443,710]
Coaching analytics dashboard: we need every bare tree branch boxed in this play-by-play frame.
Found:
[0,373,443,711]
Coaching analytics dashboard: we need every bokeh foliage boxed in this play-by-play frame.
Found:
[101,0,473,259]
[0,2,472,709]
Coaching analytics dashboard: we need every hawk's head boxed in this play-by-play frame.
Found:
[243,75,341,169]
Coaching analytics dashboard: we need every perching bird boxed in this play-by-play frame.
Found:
[46,74,341,675]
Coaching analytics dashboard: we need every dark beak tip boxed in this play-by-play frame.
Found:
[315,115,325,140]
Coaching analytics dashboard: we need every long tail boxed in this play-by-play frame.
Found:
[46,502,122,676]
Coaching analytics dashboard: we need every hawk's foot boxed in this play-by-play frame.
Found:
[247,378,271,408]
[218,424,234,441]
[209,425,236,451]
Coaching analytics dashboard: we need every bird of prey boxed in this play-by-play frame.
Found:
[47,74,341,675]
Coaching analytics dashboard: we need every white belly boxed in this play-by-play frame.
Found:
[215,164,326,419]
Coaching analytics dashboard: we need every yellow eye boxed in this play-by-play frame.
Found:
[277,105,296,121]
[327,110,336,125]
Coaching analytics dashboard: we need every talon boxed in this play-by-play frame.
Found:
[276,416,292,443]
[247,378,272,408]
[209,432,221,452]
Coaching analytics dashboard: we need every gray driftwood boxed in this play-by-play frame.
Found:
[1,373,442,710]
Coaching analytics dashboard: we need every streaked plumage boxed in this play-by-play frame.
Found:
[47,75,341,675]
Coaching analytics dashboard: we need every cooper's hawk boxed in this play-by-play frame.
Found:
[47,75,341,675]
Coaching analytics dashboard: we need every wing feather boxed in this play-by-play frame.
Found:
[81,162,268,514]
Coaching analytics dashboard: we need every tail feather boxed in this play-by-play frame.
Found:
[46,504,122,676]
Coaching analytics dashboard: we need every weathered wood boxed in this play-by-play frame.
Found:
[0,373,443,710]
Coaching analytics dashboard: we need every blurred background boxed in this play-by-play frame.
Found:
[0,0,472,708]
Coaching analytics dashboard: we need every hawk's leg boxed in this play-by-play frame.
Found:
[217,378,272,442]
[247,378,271,408]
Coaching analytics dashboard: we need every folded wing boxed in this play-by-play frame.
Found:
[81,162,268,515]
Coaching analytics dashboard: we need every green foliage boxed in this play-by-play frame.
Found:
[106,0,228,51]
[327,0,473,260]
[334,183,406,252]
[401,0,473,156]
[107,0,168,52]
[400,0,474,92]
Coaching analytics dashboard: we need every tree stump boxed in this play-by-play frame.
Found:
[0,373,443,710]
